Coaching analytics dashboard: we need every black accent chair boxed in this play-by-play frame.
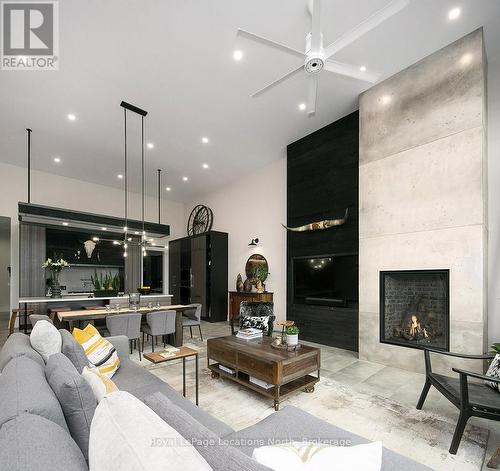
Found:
[416,347,499,454]
[232,301,275,336]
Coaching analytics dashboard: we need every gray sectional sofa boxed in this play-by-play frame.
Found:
[0,331,431,470]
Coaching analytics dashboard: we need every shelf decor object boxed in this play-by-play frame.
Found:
[43,256,70,298]
[187,205,214,236]
[282,208,349,232]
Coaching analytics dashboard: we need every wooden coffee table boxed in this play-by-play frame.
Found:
[207,335,320,410]
[144,346,199,405]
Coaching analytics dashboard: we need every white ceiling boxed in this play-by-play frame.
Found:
[0,0,499,202]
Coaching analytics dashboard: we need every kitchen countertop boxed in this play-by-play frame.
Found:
[18,294,173,304]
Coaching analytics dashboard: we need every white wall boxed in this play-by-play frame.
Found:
[488,56,500,344]
[187,158,287,322]
[0,161,185,311]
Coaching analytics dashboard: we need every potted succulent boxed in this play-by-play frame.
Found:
[285,325,300,346]
[91,270,120,297]
[43,256,70,298]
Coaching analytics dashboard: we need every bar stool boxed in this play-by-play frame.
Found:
[9,308,34,336]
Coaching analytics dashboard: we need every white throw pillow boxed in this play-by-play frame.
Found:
[89,390,212,471]
[252,441,382,471]
[82,366,119,403]
[29,320,62,362]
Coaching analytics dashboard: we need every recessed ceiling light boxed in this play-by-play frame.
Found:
[182,176,188,182]
[202,163,209,169]
[448,7,461,20]
[460,52,473,66]
[117,174,123,179]
[101,227,107,231]
[53,157,61,163]
[298,103,306,111]
[165,187,171,192]
[359,66,367,72]
[62,222,69,226]
[233,50,243,61]
[201,137,209,144]
[67,113,76,121]
[147,142,154,149]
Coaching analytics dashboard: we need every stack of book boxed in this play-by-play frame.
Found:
[236,328,263,340]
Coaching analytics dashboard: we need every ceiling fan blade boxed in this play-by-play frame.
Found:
[237,28,306,59]
[324,60,379,83]
[251,65,304,98]
[309,0,322,52]
[307,76,318,117]
[323,0,410,58]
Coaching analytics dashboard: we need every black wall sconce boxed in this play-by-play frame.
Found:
[248,238,259,247]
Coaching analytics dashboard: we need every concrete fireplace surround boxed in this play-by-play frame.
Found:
[358,29,488,374]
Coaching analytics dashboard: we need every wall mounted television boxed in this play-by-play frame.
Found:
[293,253,358,308]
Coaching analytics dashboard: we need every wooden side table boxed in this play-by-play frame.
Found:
[143,346,199,405]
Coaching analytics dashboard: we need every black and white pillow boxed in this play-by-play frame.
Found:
[240,315,270,333]
[485,354,500,391]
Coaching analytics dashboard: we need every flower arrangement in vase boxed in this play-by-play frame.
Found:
[42,256,70,298]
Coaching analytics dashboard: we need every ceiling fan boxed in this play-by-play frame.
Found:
[237,0,410,117]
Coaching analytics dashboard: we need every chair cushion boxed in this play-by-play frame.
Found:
[45,353,97,459]
[29,320,62,362]
[223,406,431,471]
[73,324,120,378]
[240,315,270,333]
[0,355,68,431]
[60,329,89,373]
[433,373,500,409]
[485,354,500,391]
[0,413,87,471]
[0,332,44,371]
[89,391,212,471]
[239,302,275,335]
[143,392,270,471]
[82,366,119,403]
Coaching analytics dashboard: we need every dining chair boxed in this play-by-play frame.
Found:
[105,312,142,360]
[141,310,176,352]
[182,304,203,340]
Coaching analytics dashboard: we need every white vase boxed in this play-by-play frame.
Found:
[286,334,299,346]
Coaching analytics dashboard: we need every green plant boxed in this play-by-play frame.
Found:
[252,265,268,283]
[491,344,500,355]
[285,325,299,335]
[91,271,120,291]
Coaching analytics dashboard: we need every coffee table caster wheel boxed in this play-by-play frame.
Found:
[274,402,280,411]
[211,371,220,379]
[304,386,315,393]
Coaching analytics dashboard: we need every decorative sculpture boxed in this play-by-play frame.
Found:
[282,208,348,232]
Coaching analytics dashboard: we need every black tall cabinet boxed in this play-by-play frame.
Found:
[169,231,228,322]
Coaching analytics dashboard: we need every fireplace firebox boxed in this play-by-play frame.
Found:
[380,270,449,351]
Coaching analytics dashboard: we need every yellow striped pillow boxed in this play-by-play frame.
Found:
[72,324,120,378]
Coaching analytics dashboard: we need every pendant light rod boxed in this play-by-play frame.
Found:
[26,128,32,203]
[123,109,128,228]
[141,115,145,235]
[157,169,161,224]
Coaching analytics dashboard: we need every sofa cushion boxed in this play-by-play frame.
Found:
[113,358,234,436]
[89,390,212,471]
[73,324,120,378]
[46,353,97,459]
[0,355,68,431]
[0,413,87,471]
[82,366,119,403]
[30,320,62,362]
[223,406,431,471]
[0,332,44,371]
[60,329,89,373]
[144,392,270,471]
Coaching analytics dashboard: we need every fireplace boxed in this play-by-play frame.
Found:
[380,270,449,351]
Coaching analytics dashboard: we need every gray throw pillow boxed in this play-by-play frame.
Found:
[143,392,270,471]
[60,329,89,373]
[46,353,97,459]
[0,355,68,431]
[0,413,87,471]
